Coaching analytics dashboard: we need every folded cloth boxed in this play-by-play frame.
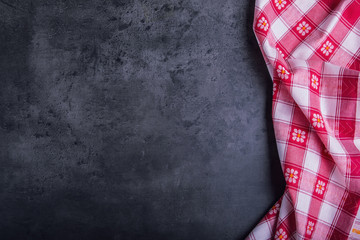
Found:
[247,0,360,239]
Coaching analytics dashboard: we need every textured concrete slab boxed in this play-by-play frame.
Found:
[0,0,285,239]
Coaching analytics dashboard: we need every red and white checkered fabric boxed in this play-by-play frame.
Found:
[247,0,360,239]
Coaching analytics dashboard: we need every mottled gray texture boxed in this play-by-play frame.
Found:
[0,0,285,239]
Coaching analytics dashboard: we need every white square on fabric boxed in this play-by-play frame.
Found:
[355,139,360,152]
[304,151,320,173]
[330,166,346,186]
[252,221,271,239]
[274,102,294,122]
[296,192,311,214]
[329,136,346,155]
[279,195,292,220]
[323,62,341,76]
[294,0,317,13]
[271,17,289,40]
[342,31,360,55]
[318,202,338,225]
[277,141,286,162]
[292,86,309,107]
[263,39,277,60]
[319,14,339,33]
[292,59,308,70]
[255,0,269,10]
[291,44,314,60]
[320,97,337,117]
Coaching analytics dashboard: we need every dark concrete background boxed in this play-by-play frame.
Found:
[0,0,285,239]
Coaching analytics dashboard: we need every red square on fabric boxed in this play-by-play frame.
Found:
[284,165,301,187]
[341,73,358,99]
[271,0,292,14]
[342,191,360,216]
[313,176,328,198]
[310,110,326,132]
[282,211,296,233]
[321,147,332,161]
[331,228,348,240]
[277,83,295,103]
[289,126,308,147]
[350,156,360,176]
[319,0,341,11]
[318,157,334,178]
[341,0,360,27]
[308,198,322,218]
[335,211,354,234]
[304,218,317,238]
[349,56,360,71]
[339,99,357,118]
[339,119,356,138]
[255,14,270,36]
[268,201,281,218]
[309,71,320,94]
[291,17,315,40]
[291,107,308,127]
[274,225,290,240]
[316,37,339,61]
[275,62,292,84]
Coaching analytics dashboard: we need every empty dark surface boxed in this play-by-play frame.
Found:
[0,0,285,239]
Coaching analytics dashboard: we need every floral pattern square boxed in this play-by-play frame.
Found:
[284,167,300,185]
[306,220,315,237]
[275,227,288,240]
[310,111,325,131]
[313,178,327,197]
[292,18,314,40]
[289,126,308,146]
[269,202,280,215]
[256,15,270,35]
[309,71,320,94]
[272,0,291,13]
[316,37,339,61]
[311,75,319,90]
[275,63,291,82]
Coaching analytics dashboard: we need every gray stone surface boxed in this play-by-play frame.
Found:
[0,0,285,239]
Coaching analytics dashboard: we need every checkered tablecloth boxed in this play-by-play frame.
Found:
[247,0,360,239]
